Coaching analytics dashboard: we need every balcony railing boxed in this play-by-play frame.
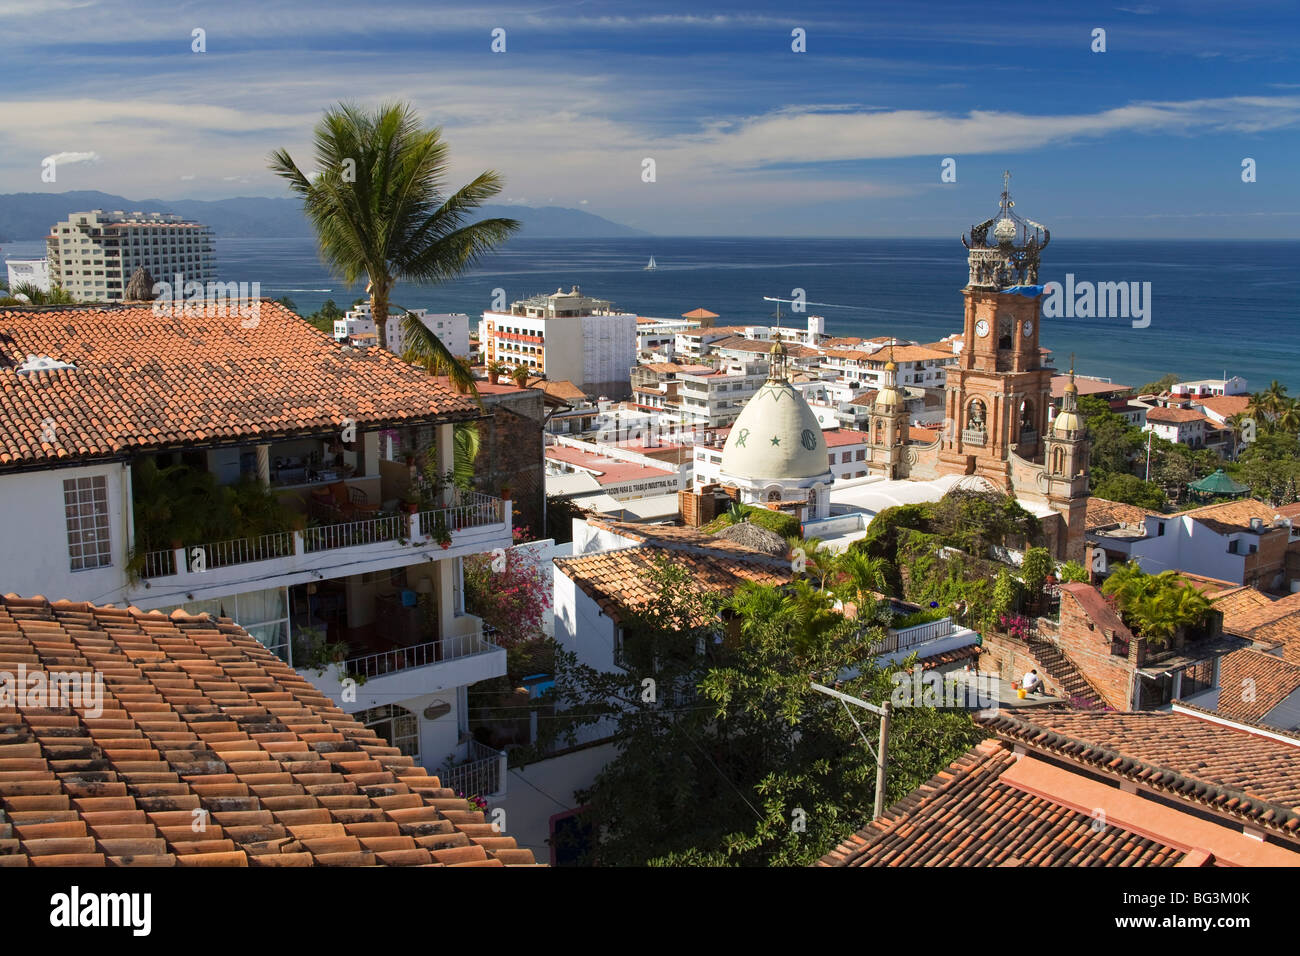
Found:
[874,617,954,655]
[339,626,501,681]
[418,491,506,536]
[303,513,406,552]
[439,740,505,798]
[193,532,295,570]
[136,490,508,581]
[1019,429,1038,445]
[961,428,987,447]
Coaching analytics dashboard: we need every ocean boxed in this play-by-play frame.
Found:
[6,236,1298,391]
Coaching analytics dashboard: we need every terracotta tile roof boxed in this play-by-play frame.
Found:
[975,709,1300,836]
[0,594,536,867]
[1216,649,1300,725]
[553,546,790,622]
[908,425,939,443]
[915,644,981,670]
[1193,394,1250,418]
[847,390,879,407]
[1086,496,1159,531]
[816,740,1186,867]
[1212,586,1286,634]
[709,336,819,358]
[0,304,481,470]
[524,377,589,403]
[545,445,676,486]
[822,429,867,447]
[583,517,791,564]
[1144,406,1213,425]
[1182,498,1282,535]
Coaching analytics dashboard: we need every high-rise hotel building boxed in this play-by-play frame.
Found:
[46,209,216,302]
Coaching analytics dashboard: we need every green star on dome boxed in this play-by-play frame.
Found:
[770,436,780,446]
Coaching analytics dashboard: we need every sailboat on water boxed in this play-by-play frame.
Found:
[644,256,657,271]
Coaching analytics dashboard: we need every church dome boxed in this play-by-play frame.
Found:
[1053,409,1084,435]
[720,380,831,481]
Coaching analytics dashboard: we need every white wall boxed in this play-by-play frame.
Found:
[494,741,619,861]
[553,570,619,673]
[0,462,130,605]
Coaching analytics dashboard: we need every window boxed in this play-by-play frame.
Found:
[1157,522,1165,536]
[64,476,112,570]
[856,449,865,461]
[359,704,420,758]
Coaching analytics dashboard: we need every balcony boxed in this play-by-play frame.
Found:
[303,618,507,712]
[130,490,511,605]
[1018,429,1038,445]
[875,617,954,655]
[961,428,987,447]
[439,740,507,798]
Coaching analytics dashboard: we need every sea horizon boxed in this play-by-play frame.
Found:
[6,235,1297,392]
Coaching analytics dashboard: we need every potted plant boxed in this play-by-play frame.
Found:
[499,483,512,501]
[430,511,453,549]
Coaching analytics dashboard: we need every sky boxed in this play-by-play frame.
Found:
[1,0,1298,236]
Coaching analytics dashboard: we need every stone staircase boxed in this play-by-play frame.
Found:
[1025,634,1108,709]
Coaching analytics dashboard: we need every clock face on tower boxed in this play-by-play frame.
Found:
[975,320,989,338]
[1022,320,1034,338]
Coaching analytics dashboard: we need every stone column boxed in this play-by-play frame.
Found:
[255,444,271,486]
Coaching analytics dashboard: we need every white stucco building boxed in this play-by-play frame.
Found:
[480,286,638,399]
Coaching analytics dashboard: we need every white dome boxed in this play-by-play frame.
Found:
[720,380,832,481]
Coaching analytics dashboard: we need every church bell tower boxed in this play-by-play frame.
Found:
[939,172,1056,490]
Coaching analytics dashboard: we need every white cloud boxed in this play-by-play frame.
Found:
[41,150,99,166]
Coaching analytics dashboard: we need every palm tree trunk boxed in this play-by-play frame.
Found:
[371,280,391,351]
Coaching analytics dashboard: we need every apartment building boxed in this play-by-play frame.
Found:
[45,209,215,302]
[676,360,770,428]
[479,286,637,399]
[0,301,516,792]
[335,302,471,358]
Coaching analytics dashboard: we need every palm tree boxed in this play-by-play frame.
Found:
[1264,380,1290,416]
[1246,393,1274,433]
[269,101,519,362]
[828,549,889,608]
[400,311,477,394]
[0,282,76,306]
[1277,399,1300,435]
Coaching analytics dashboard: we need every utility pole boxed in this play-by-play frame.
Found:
[811,682,892,820]
[1145,427,1153,482]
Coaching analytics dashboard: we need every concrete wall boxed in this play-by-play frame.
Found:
[0,461,130,604]
[553,570,619,673]
[495,741,618,862]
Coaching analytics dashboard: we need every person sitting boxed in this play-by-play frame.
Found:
[1022,669,1043,695]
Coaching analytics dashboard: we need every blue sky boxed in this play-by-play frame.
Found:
[1,0,1298,236]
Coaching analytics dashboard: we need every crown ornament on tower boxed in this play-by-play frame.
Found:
[961,171,1051,291]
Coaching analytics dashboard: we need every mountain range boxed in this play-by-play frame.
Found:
[0,191,647,242]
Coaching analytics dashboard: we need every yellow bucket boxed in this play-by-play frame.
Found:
[1017,688,1027,700]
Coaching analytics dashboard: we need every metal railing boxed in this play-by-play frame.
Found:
[136,491,507,580]
[1019,429,1038,445]
[875,617,954,655]
[302,513,407,553]
[193,532,294,570]
[418,490,505,537]
[142,549,176,579]
[439,740,504,798]
[339,627,500,681]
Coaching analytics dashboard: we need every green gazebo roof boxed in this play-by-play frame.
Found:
[1188,468,1249,495]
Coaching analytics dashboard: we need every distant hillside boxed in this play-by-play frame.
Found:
[0,191,647,241]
